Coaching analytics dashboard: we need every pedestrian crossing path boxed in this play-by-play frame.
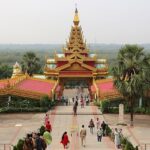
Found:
[49,105,116,150]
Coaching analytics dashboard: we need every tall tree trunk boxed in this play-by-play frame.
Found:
[130,97,134,126]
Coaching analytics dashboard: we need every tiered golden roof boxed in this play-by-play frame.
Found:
[44,8,109,78]
[64,8,88,54]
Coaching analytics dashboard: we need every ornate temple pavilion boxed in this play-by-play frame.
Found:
[0,8,121,101]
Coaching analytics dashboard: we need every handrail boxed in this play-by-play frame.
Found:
[139,143,150,150]
[0,144,13,150]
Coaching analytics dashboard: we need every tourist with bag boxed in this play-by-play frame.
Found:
[88,119,95,134]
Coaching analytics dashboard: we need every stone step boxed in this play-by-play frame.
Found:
[50,112,102,115]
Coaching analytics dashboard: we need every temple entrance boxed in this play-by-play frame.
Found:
[60,78,92,105]
[63,79,89,88]
[60,77,92,89]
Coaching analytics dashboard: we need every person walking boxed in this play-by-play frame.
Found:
[80,125,87,147]
[45,121,52,132]
[101,121,107,136]
[86,97,89,106]
[97,128,103,142]
[36,133,46,150]
[80,96,84,108]
[96,118,101,130]
[88,119,95,134]
[60,132,70,149]
[23,134,33,150]
[73,100,78,116]
[114,128,121,149]
[44,114,49,125]
[72,97,75,104]
[32,132,37,150]
[43,129,52,149]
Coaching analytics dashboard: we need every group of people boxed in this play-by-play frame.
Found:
[23,111,122,149]
[88,118,107,141]
[112,128,122,149]
[23,114,52,150]
[72,95,90,116]
[79,118,107,147]
[64,118,107,148]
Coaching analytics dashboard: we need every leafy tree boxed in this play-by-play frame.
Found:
[21,52,41,76]
[112,45,149,126]
[142,53,150,94]
[0,63,12,79]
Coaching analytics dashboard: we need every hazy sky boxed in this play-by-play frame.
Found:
[0,0,150,44]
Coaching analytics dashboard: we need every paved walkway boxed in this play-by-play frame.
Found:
[104,114,150,150]
[0,105,116,150]
[0,104,150,150]
[49,105,115,150]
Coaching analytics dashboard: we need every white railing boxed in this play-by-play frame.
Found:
[0,144,13,150]
[140,143,150,150]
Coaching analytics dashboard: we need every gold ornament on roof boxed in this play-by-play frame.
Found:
[73,8,79,26]
[11,62,23,78]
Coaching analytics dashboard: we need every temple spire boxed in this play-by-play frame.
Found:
[73,7,79,26]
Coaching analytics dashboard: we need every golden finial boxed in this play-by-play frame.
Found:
[73,5,79,26]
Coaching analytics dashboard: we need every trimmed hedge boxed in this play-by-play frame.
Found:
[0,107,49,113]
[97,99,150,114]
[0,95,57,113]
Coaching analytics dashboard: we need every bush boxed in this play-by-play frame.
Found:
[16,139,24,150]
[13,146,17,150]
[40,95,51,108]
[145,108,150,114]
[134,107,145,114]
[39,125,45,135]
[108,107,119,113]
[100,100,110,113]
[121,137,128,149]
[105,125,112,136]
[124,141,135,150]
[0,107,48,113]
[94,100,101,108]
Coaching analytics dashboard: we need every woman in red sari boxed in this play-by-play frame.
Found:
[60,132,70,149]
[45,121,52,132]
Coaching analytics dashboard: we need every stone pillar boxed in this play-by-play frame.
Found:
[119,104,124,124]
[8,96,11,108]
[139,97,142,108]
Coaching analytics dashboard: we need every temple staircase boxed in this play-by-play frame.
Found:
[62,87,90,105]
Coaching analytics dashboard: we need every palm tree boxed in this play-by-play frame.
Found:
[112,45,149,126]
[21,52,41,76]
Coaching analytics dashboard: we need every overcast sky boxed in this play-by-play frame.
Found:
[0,0,150,44]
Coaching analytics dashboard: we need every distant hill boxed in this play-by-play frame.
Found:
[0,44,149,66]
[0,44,150,53]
